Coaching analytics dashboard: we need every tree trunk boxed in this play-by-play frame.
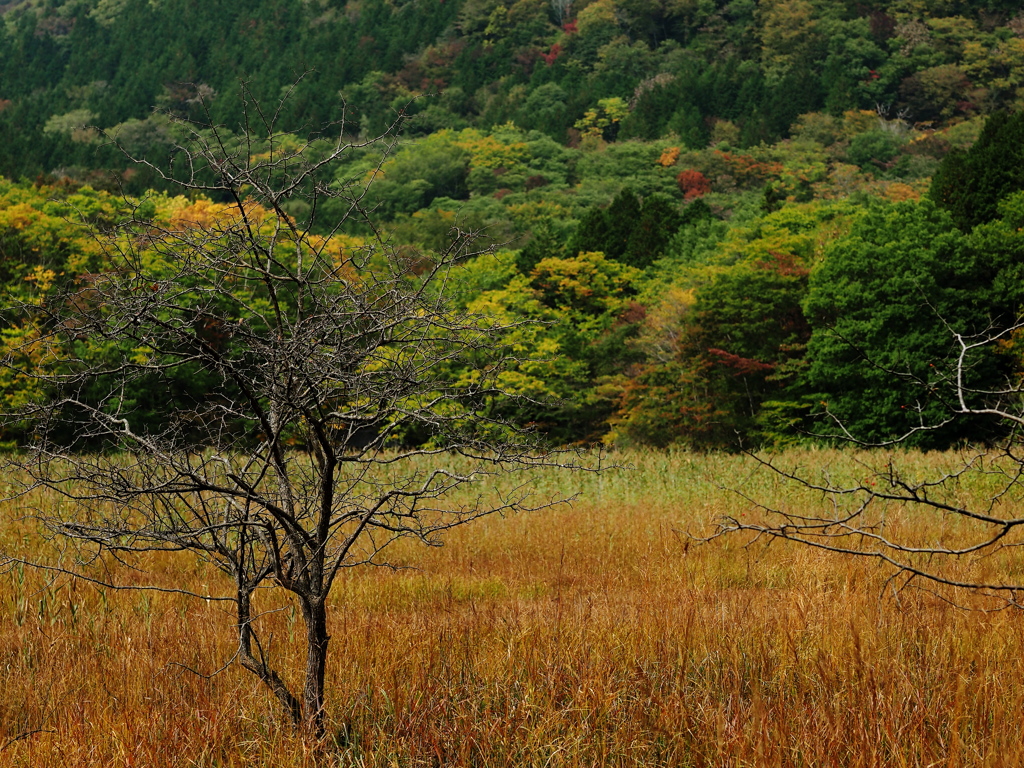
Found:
[236,587,303,725]
[301,598,330,737]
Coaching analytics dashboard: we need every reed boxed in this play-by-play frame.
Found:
[2,448,1023,767]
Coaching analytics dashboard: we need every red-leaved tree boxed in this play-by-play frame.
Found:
[676,169,711,200]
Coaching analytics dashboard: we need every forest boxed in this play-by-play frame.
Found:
[3,0,1024,450]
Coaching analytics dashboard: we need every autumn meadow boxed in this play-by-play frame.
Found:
[2,448,1023,768]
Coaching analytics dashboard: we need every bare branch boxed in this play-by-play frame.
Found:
[701,317,1024,610]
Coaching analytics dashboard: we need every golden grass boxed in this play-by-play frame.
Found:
[4,448,1024,767]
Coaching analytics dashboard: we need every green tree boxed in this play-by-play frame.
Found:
[465,250,643,442]
[623,194,683,268]
[803,199,1010,447]
[930,110,1024,231]
[365,131,471,217]
[569,188,682,267]
[688,252,811,446]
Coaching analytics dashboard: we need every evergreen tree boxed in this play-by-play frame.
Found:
[602,188,642,260]
[930,111,1024,231]
[624,195,682,268]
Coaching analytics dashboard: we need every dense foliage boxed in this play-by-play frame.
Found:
[2,0,1024,449]
[3,0,1024,184]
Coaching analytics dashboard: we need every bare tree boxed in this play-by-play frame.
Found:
[704,324,1024,607]
[551,0,573,25]
[1,89,578,735]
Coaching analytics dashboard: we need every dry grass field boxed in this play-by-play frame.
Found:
[3,448,1024,767]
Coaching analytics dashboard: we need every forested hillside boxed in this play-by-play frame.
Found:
[3,0,1024,180]
[2,0,1024,449]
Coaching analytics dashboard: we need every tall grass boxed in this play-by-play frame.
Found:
[3,448,1024,766]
